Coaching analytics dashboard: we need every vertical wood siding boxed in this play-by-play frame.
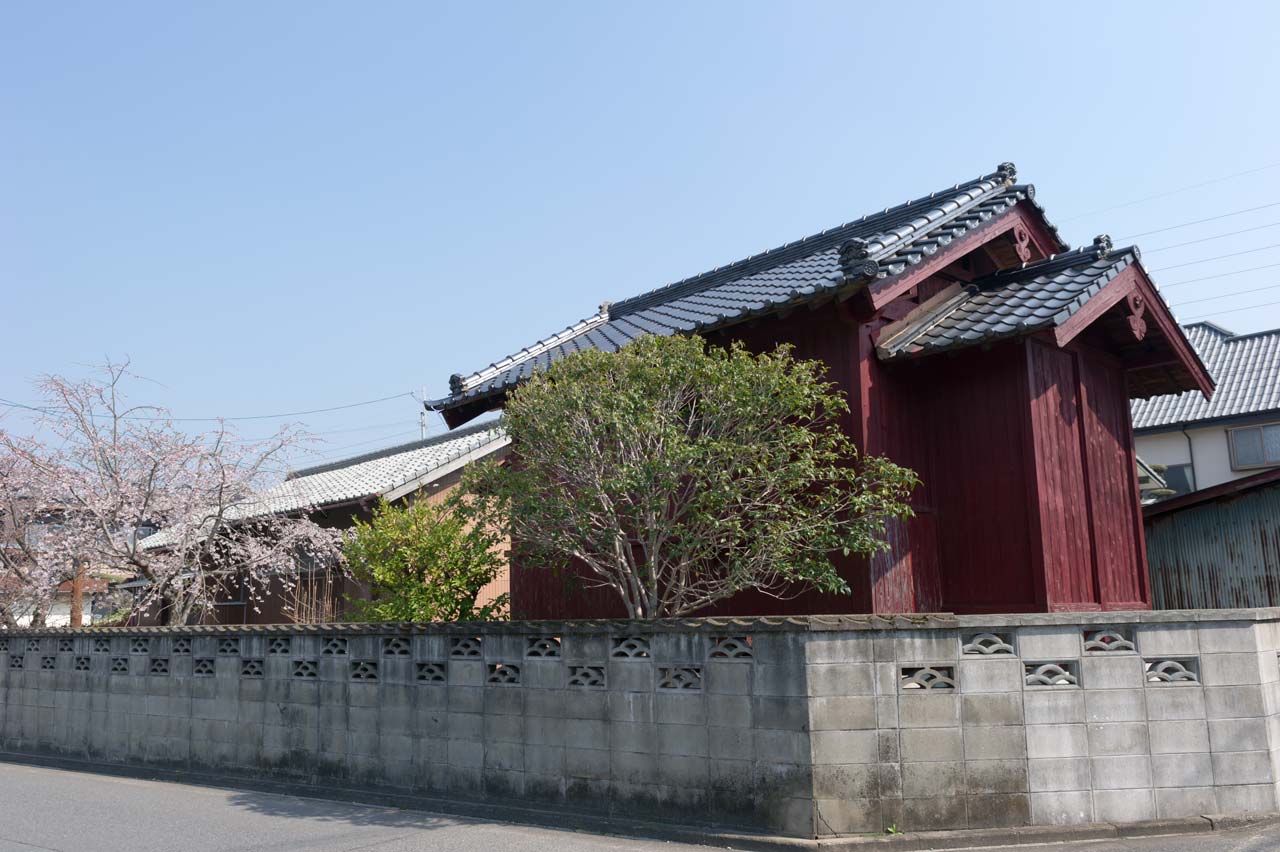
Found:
[1026,341,1098,609]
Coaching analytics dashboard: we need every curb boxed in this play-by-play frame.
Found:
[2,752,1278,850]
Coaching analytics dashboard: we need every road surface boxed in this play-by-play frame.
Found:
[0,762,1277,851]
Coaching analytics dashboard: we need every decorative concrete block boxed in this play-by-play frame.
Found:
[1155,786,1218,818]
[1026,724,1087,759]
[964,725,1027,760]
[1151,752,1213,788]
[1084,689,1147,723]
[1087,722,1149,756]
[812,763,878,799]
[1024,690,1085,725]
[709,726,753,761]
[1089,755,1152,790]
[1029,757,1090,792]
[1093,788,1155,823]
[957,658,1022,694]
[1204,686,1265,719]
[705,663,752,696]
[1148,719,1210,754]
[753,696,810,732]
[805,635,873,665]
[895,795,968,831]
[806,663,874,697]
[1081,655,1144,690]
[1017,627,1081,660]
[1209,717,1269,752]
[808,696,876,731]
[901,761,964,799]
[900,728,962,763]
[813,797,881,834]
[965,759,1029,795]
[1136,625,1199,657]
[1030,790,1094,825]
[1211,750,1274,786]
[966,793,1031,828]
[810,729,877,765]
[897,694,960,729]
[1197,623,1259,654]
[1215,783,1278,814]
[606,661,654,693]
[1145,687,1206,721]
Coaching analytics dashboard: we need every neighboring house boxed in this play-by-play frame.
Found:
[1,575,112,627]
[132,420,509,625]
[1144,467,1280,609]
[430,163,1212,618]
[1132,322,1280,496]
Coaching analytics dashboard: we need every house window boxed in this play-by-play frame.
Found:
[1162,463,1194,495]
[1229,423,1280,470]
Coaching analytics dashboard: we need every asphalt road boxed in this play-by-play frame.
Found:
[1,762,1278,852]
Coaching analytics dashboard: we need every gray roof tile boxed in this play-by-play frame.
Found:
[1131,323,1280,430]
[876,243,1136,360]
[139,422,507,549]
[437,164,1060,415]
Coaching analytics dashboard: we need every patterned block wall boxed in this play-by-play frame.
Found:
[1,610,1279,838]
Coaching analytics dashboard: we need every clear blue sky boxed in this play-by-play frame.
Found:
[4,2,1280,470]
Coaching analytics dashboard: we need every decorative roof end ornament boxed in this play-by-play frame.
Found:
[598,301,613,320]
[448,374,465,395]
[1092,234,1113,258]
[837,238,879,282]
[996,162,1017,184]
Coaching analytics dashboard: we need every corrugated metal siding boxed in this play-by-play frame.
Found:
[1146,483,1280,609]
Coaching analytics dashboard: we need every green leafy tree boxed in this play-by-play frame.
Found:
[343,494,507,622]
[464,334,919,619]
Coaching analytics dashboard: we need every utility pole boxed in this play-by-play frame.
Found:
[420,387,428,440]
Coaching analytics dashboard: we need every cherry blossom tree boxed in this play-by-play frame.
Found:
[0,446,72,628]
[0,361,345,626]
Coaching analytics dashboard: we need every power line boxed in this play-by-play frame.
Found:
[1182,298,1280,322]
[1144,220,1280,253]
[1157,261,1280,289]
[1170,282,1280,307]
[1059,162,1280,222]
[1119,201,1280,240]
[0,391,417,423]
[1150,243,1280,272]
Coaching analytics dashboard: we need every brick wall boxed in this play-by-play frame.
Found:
[1,610,1279,838]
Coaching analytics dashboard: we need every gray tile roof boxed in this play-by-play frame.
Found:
[1131,323,1280,430]
[139,421,507,550]
[435,163,1062,415]
[876,239,1138,360]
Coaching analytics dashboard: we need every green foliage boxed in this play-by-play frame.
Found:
[343,494,508,622]
[464,334,919,618]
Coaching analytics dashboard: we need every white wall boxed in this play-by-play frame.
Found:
[13,595,98,627]
[1136,424,1276,491]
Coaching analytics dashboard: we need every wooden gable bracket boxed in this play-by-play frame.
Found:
[1053,263,1214,399]
[868,200,1064,312]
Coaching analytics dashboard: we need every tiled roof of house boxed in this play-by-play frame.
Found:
[139,421,507,549]
[434,163,1061,415]
[876,238,1138,360]
[1131,322,1280,430]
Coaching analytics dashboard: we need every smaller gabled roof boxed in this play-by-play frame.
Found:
[1132,322,1280,431]
[139,421,507,550]
[877,238,1138,360]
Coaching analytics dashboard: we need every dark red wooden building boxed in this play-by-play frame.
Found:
[432,163,1213,617]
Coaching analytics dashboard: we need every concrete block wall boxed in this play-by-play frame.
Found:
[2,610,1280,838]
[804,610,1280,835]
